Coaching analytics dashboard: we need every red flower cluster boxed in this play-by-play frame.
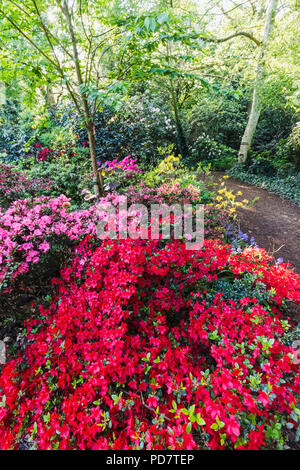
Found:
[36,147,53,162]
[0,238,299,450]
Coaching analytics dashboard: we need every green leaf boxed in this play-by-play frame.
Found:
[144,17,151,31]
[149,17,157,32]
[0,395,6,407]
[196,413,206,426]
[186,422,192,433]
[157,13,169,25]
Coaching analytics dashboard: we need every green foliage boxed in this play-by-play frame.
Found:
[16,156,91,206]
[90,98,176,165]
[187,87,248,150]
[0,100,34,161]
[186,133,237,170]
[229,165,300,205]
[253,108,296,154]
[247,155,277,177]
[207,272,274,305]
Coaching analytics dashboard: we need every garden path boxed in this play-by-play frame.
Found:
[210,172,300,273]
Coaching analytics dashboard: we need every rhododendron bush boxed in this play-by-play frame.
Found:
[0,238,299,450]
[100,156,142,191]
[0,163,57,206]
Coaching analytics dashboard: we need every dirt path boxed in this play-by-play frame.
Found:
[210,172,300,273]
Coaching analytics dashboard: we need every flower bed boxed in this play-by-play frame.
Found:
[0,238,299,450]
[0,183,230,296]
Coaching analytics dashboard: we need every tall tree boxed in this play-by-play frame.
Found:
[238,0,278,163]
[0,0,121,196]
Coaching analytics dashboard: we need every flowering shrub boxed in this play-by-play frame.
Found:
[125,181,212,207]
[103,155,142,174]
[0,178,230,298]
[186,133,237,170]
[99,156,142,191]
[143,155,189,189]
[0,163,57,206]
[0,238,299,450]
[213,176,249,216]
[0,195,98,294]
[35,145,53,162]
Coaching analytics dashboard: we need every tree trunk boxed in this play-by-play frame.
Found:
[62,0,103,197]
[170,79,188,158]
[43,83,56,108]
[238,0,278,164]
[87,122,103,198]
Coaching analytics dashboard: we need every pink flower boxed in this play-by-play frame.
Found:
[39,241,50,253]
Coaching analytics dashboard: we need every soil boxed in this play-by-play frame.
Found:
[210,172,300,273]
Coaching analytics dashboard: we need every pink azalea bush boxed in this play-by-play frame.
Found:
[104,155,142,174]
[0,195,98,294]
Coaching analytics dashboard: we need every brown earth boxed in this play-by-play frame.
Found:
[209,172,300,273]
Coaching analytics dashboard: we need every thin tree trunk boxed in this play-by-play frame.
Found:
[238,0,278,164]
[44,83,56,108]
[87,122,103,195]
[170,80,188,158]
[0,81,6,105]
[62,0,103,197]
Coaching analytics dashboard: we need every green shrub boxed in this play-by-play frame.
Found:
[186,133,237,169]
[247,155,276,176]
[16,156,91,206]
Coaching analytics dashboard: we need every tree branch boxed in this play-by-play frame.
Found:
[203,31,261,46]
[0,10,61,70]
[0,8,83,115]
